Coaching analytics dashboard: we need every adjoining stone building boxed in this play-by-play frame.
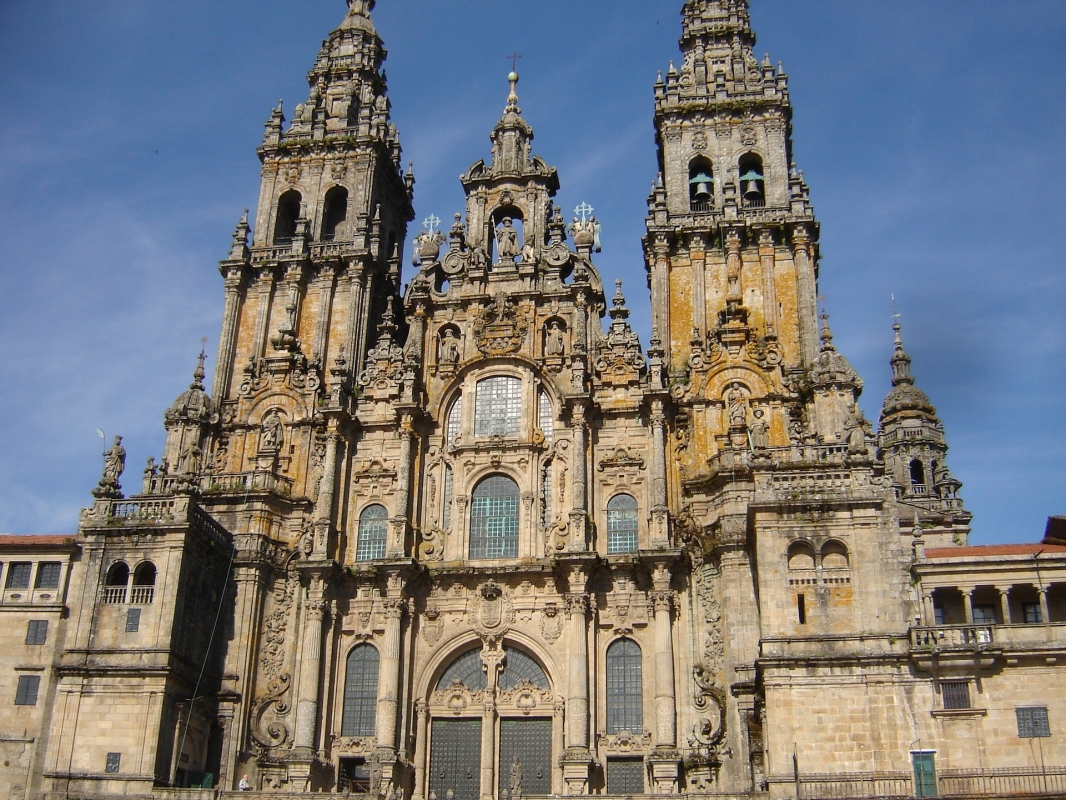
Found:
[1,2,1064,799]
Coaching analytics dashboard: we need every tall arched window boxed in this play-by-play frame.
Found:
[607,494,639,554]
[356,505,388,562]
[438,648,487,690]
[475,377,522,438]
[342,644,380,737]
[606,638,643,734]
[910,459,926,490]
[274,190,302,244]
[688,156,714,211]
[538,390,554,443]
[446,396,463,443]
[321,186,349,241]
[131,562,157,604]
[104,561,129,604]
[470,475,519,559]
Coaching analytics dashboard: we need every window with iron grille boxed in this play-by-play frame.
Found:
[6,562,31,590]
[941,680,971,709]
[607,758,644,794]
[447,396,463,443]
[607,494,639,554]
[474,377,522,438]
[469,475,519,559]
[35,562,61,589]
[125,608,141,632]
[606,638,643,734]
[15,675,40,706]
[438,648,487,691]
[1016,706,1051,738]
[105,752,121,773]
[356,505,388,562]
[341,644,379,737]
[538,390,553,442]
[26,620,48,646]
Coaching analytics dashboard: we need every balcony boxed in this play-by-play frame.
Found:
[129,586,155,605]
[796,765,1066,799]
[911,622,1066,652]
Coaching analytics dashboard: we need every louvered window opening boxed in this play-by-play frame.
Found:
[447,396,463,443]
[342,644,380,737]
[606,638,643,734]
[538,390,553,442]
[475,377,522,438]
[356,505,388,561]
[607,494,639,554]
[438,648,487,690]
[469,475,519,559]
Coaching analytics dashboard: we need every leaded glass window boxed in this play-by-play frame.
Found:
[1016,706,1051,738]
[447,396,463,443]
[442,466,454,529]
[469,475,519,559]
[606,638,643,734]
[474,377,522,438]
[538,390,553,442]
[35,562,61,589]
[438,648,487,690]
[342,644,379,737]
[500,647,549,690]
[542,463,552,525]
[356,505,388,562]
[607,494,639,554]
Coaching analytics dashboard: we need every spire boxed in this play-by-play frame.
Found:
[191,344,207,392]
[487,71,536,175]
[504,69,521,116]
[890,321,914,386]
[610,280,631,321]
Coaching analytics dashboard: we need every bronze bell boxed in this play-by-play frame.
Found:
[689,172,713,200]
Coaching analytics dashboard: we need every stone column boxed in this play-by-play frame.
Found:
[652,586,677,748]
[573,291,588,354]
[998,588,1012,625]
[294,596,327,752]
[922,593,936,627]
[480,646,505,800]
[568,406,588,552]
[725,228,743,302]
[252,269,276,363]
[963,589,975,624]
[312,266,337,361]
[690,237,706,336]
[412,701,429,800]
[552,699,566,795]
[758,229,779,338]
[376,596,405,751]
[408,303,427,362]
[213,268,244,399]
[391,416,416,557]
[1039,588,1051,625]
[565,588,590,751]
[313,431,339,557]
[791,224,818,367]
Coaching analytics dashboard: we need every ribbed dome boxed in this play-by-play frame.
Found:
[165,354,215,423]
[882,382,935,417]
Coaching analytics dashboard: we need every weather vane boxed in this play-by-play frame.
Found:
[575,202,594,224]
[423,214,441,234]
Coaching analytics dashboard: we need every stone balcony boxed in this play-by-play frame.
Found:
[909,622,1066,673]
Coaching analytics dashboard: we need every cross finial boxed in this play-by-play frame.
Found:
[507,52,523,73]
[423,214,441,234]
[575,202,594,223]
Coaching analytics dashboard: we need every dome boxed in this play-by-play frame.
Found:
[165,354,216,424]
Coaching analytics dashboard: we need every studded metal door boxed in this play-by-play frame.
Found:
[498,718,551,799]
[430,719,482,800]
[606,757,645,795]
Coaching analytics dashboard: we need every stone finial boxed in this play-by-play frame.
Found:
[504,70,521,116]
[890,321,914,387]
[609,280,630,321]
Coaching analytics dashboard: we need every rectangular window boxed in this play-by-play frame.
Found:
[912,752,937,798]
[339,758,370,793]
[607,758,645,795]
[35,562,62,589]
[941,680,971,710]
[1017,706,1051,738]
[474,376,522,438]
[933,605,946,625]
[797,594,807,625]
[1022,602,1043,624]
[105,752,121,773]
[26,620,48,646]
[972,604,997,624]
[6,562,32,590]
[125,608,142,632]
[15,675,40,706]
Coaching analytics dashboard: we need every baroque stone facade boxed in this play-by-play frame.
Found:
[3,2,1065,800]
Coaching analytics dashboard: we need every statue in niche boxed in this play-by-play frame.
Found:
[545,321,566,357]
[750,409,769,449]
[727,385,748,429]
[260,412,284,452]
[102,436,126,483]
[496,217,519,261]
[440,329,460,365]
[178,442,202,475]
[844,409,868,455]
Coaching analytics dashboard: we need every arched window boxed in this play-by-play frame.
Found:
[321,186,349,241]
[356,505,388,562]
[475,377,522,438]
[499,647,549,690]
[787,542,816,571]
[538,390,554,443]
[446,396,463,443]
[438,648,487,690]
[688,157,714,211]
[606,638,643,734]
[274,190,302,244]
[607,494,639,554]
[821,541,849,570]
[739,154,765,207]
[910,459,926,488]
[131,562,156,604]
[342,644,379,737]
[104,561,129,604]
[470,475,520,559]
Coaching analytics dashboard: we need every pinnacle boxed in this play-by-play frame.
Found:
[191,349,207,391]
[890,321,915,387]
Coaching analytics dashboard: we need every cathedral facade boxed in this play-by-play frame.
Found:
[3,2,1066,800]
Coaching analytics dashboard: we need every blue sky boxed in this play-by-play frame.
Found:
[0,1,1062,543]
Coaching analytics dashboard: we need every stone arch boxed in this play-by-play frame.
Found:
[787,540,816,571]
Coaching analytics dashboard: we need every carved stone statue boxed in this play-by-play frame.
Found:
[260,412,283,452]
[178,442,202,476]
[750,409,769,449]
[727,385,747,429]
[509,757,524,799]
[496,217,519,260]
[440,329,460,364]
[545,321,566,357]
[845,410,868,455]
[102,436,126,483]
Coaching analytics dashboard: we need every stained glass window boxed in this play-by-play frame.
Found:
[475,377,522,438]
[356,505,388,561]
[470,475,519,559]
[342,644,379,737]
[606,638,643,734]
[607,494,639,554]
